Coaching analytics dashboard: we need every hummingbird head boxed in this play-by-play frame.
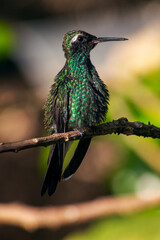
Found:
[62,30,128,59]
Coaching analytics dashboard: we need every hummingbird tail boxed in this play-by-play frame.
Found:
[41,144,63,196]
[41,138,91,196]
[62,138,91,179]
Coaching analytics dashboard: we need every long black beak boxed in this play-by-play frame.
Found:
[92,37,128,44]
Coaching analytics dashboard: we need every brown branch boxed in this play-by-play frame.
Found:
[0,117,160,153]
[0,193,160,231]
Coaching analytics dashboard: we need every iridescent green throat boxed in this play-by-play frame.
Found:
[64,52,109,130]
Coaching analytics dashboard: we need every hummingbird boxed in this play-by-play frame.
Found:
[41,30,128,196]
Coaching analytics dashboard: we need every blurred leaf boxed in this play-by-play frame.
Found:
[0,21,15,60]
[140,69,160,97]
[124,96,148,123]
[64,207,160,240]
[108,68,160,190]
[110,148,160,195]
[38,146,50,176]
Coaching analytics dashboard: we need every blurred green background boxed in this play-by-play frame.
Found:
[0,0,160,239]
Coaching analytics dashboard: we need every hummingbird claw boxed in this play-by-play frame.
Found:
[74,128,85,137]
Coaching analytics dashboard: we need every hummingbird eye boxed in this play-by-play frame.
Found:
[71,34,85,45]
[77,35,84,42]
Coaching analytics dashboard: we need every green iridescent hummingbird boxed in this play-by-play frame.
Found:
[41,30,127,196]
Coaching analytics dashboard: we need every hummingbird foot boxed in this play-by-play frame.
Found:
[74,128,85,137]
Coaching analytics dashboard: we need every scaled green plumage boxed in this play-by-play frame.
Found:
[41,30,127,196]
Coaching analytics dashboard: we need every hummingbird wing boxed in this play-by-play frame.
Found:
[41,71,69,196]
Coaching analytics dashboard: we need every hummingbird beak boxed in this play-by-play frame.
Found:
[91,37,128,44]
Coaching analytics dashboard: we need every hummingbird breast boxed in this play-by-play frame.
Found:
[44,58,109,134]
[67,62,109,130]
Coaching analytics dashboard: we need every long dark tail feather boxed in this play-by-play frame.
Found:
[63,138,92,179]
[41,144,62,196]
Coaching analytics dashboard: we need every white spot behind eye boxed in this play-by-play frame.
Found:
[70,34,83,45]
[72,35,78,43]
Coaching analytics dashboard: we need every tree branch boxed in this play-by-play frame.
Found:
[0,193,160,231]
[0,117,160,153]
